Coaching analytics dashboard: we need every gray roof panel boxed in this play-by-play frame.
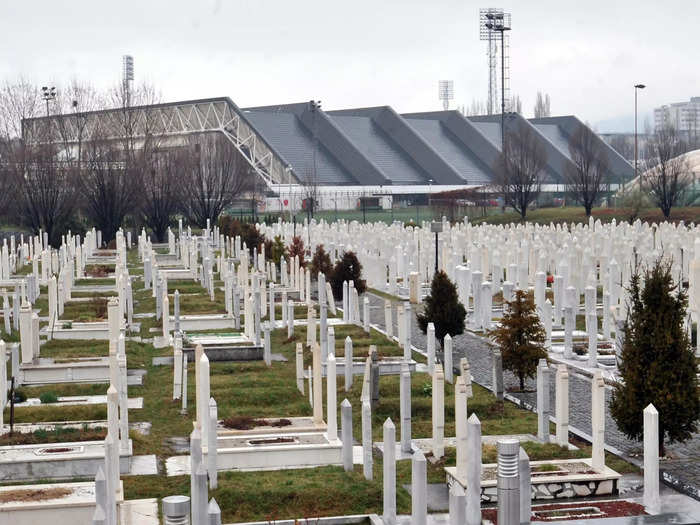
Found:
[468,120,503,149]
[327,114,428,184]
[530,123,573,158]
[242,110,357,185]
[403,118,492,184]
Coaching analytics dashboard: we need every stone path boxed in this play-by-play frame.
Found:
[363,292,700,501]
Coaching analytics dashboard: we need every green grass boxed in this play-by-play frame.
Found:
[368,288,402,303]
[470,206,700,226]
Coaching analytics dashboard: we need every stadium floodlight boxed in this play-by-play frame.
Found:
[41,86,56,116]
[438,80,454,111]
[123,55,134,107]
[484,10,511,148]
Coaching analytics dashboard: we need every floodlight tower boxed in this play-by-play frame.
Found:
[480,8,510,117]
[122,55,134,107]
[438,80,454,111]
[484,10,511,147]
[480,8,501,115]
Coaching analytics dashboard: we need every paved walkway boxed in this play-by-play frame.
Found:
[363,292,700,501]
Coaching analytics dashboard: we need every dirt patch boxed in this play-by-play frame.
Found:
[221,416,292,430]
[249,437,295,445]
[483,500,646,523]
[0,487,72,503]
[85,265,112,277]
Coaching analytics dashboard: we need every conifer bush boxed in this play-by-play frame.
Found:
[330,251,366,300]
[287,236,306,267]
[609,259,700,456]
[488,290,547,390]
[310,244,333,279]
[416,270,466,346]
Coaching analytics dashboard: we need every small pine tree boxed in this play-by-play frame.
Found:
[264,235,286,266]
[287,236,306,267]
[310,244,333,279]
[417,271,466,347]
[488,290,547,391]
[610,259,700,456]
[330,251,366,300]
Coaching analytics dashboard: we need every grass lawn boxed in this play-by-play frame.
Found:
[470,206,700,226]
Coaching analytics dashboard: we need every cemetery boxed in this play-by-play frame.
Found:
[0,216,697,525]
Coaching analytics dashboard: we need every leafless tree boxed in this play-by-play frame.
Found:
[643,125,691,218]
[533,91,551,118]
[141,147,184,241]
[181,132,251,228]
[607,135,634,162]
[508,94,522,114]
[0,78,41,219]
[53,78,102,171]
[79,121,144,244]
[494,120,548,219]
[0,79,78,242]
[463,99,488,117]
[565,124,609,216]
[8,136,77,246]
[300,167,319,221]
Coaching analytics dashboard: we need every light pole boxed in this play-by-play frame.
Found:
[428,178,434,220]
[485,13,511,148]
[634,84,646,192]
[41,86,56,116]
[309,100,321,223]
[431,222,442,275]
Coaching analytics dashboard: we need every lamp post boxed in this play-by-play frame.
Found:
[309,100,321,224]
[428,178,434,220]
[41,86,56,116]
[431,222,442,276]
[485,13,511,148]
[634,84,646,192]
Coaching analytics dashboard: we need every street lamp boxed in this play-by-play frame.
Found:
[431,221,442,275]
[428,178,434,219]
[41,86,56,116]
[634,84,646,192]
[485,13,511,148]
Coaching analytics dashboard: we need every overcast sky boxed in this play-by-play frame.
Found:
[1,0,697,132]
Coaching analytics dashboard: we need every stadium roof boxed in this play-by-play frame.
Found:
[24,95,633,189]
[242,103,633,187]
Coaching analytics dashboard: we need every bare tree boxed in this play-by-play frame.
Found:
[0,78,39,219]
[508,94,522,114]
[564,124,609,216]
[141,148,184,241]
[494,120,548,219]
[53,78,102,171]
[79,121,143,244]
[0,79,77,242]
[463,99,488,117]
[643,126,691,218]
[533,91,551,118]
[181,133,251,228]
[608,135,634,162]
[8,136,77,246]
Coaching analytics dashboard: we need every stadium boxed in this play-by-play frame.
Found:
[23,96,633,213]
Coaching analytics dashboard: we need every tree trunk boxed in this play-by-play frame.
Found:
[658,423,665,458]
[585,203,593,217]
[519,374,525,391]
